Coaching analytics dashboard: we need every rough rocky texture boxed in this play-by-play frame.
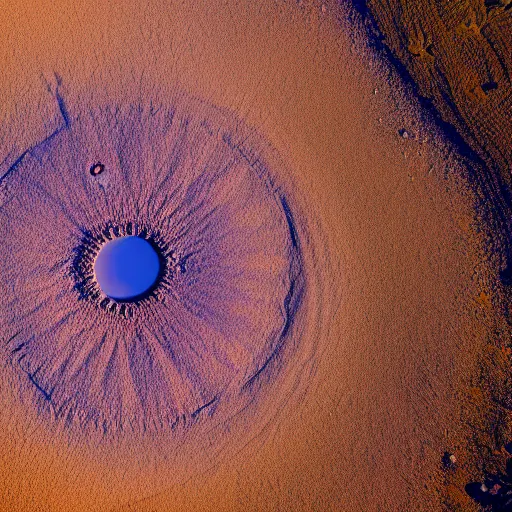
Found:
[354,1,512,509]
[358,1,512,273]
[362,0,512,181]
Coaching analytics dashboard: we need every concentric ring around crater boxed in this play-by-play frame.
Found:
[0,91,312,439]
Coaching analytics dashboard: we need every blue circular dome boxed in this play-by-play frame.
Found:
[94,236,160,301]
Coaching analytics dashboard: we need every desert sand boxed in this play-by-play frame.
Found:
[0,1,508,511]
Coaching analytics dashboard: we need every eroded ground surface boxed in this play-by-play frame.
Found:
[357,0,512,509]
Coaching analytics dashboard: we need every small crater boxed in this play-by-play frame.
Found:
[482,81,499,94]
[89,162,105,176]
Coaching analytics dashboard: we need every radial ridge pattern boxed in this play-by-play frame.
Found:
[0,93,306,435]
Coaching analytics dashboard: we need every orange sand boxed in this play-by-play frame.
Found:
[0,1,504,510]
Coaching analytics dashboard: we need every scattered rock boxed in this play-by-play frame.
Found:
[399,128,413,139]
[467,455,512,510]
[442,451,457,468]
